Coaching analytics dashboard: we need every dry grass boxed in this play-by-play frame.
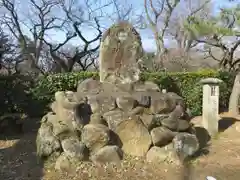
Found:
[1,113,240,180]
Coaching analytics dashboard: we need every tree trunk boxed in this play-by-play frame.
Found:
[228,72,240,115]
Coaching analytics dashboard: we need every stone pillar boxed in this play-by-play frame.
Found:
[200,78,223,137]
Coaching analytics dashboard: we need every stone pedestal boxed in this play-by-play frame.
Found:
[200,78,223,137]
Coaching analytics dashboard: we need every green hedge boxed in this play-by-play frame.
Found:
[31,72,99,102]
[141,69,235,115]
[0,70,235,117]
[0,75,46,117]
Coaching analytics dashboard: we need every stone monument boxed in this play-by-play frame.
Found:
[99,21,143,84]
[200,78,223,137]
[36,22,200,170]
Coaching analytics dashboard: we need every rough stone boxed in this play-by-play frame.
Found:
[87,93,116,113]
[116,95,136,111]
[150,127,176,147]
[55,153,71,171]
[89,113,107,125]
[77,78,101,94]
[61,136,88,160]
[65,91,79,103]
[150,92,174,114]
[100,82,120,93]
[55,91,78,110]
[81,124,110,153]
[43,113,74,136]
[53,121,73,137]
[236,124,240,132]
[53,92,77,123]
[178,119,191,131]
[146,146,171,163]
[36,122,61,158]
[161,105,184,131]
[128,106,144,116]
[166,92,186,110]
[103,109,127,131]
[99,21,143,84]
[57,108,75,123]
[40,112,53,124]
[50,101,57,114]
[172,133,199,160]
[134,81,160,92]
[153,114,169,126]
[91,145,123,164]
[143,81,161,92]
[146,143,179,164]
[132,92,151,107]
[140,114,156,130]
[116,83,134,92]
[115,116,152,156]
[87,96,100,114]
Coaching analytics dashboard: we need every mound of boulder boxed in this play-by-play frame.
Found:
[36,21,200,170]
[36,78,199,168]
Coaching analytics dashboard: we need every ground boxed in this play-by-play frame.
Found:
[0,113,240,180]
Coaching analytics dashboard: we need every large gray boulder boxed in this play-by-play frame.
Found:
[90,145,123,164]
[150,127,176,147]
[81,124,111,154]
[61,136,88,160]
[36,122,61,158]
[115,116,152,156]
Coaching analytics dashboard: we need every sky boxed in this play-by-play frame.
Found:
[139,0,239,51]
[4,0,240,52]
[57,0,238,52]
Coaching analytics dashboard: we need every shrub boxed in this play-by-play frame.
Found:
[0,74,45,117]
[30,72,98,104]
[141,69,235,115]
[0,70,235,116]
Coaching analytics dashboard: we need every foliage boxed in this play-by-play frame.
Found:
[184,3,240,37]
[30,72,99,103]
[0,70,235,117]
[141,69,235,115]
[183,3,240,70]
[0,75,46,117]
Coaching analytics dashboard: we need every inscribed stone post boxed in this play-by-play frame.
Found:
[200,78,223,137]
[99,21,143,84]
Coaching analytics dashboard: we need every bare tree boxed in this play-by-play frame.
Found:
[0,0,66,74]
[168,0,212,51]
[161,48,193,72]
[142,48,202,72]
[144,0,180,56]
[0,28,9,62]
[0,0,111,73]
[144,0,183,70]
[143,0,214,70]
[42,0,103,72]
[110,0,133,22]
[186,6,240,71]
[0,26,19,74]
